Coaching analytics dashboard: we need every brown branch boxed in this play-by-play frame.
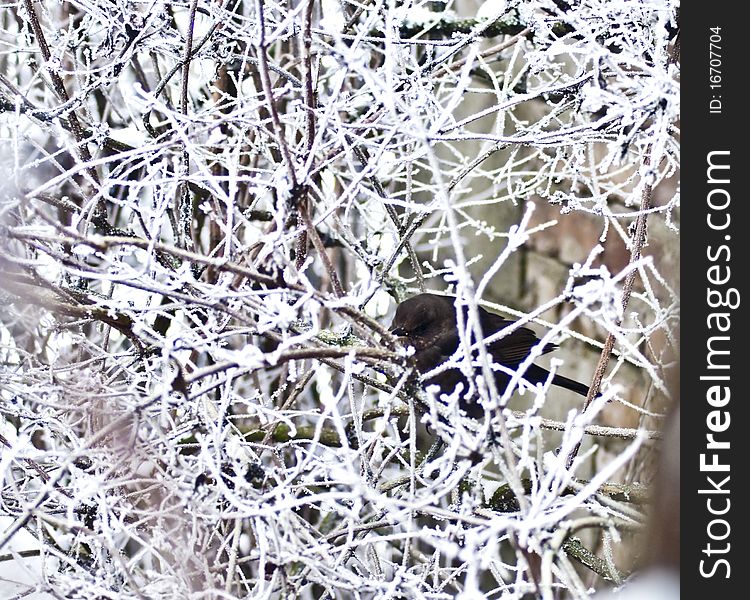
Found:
[566,169,654,469]
[20,0,99,188]
[1,269,145,350]
[488,477,649,512]
[349,140,425,291]
[302,0,316,154]
[0,433,73,499]
[369,15,529,41]
[301,205,345,297]
[562,537,624,583]
[242,423,342,448]
[255,0,298,189]
[181,0,200,116]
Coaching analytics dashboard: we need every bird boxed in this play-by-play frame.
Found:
[389,293,590,417]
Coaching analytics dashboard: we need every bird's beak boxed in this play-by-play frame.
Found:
[389,326,406,337]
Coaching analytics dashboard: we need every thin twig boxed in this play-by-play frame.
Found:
[566,163,654,469]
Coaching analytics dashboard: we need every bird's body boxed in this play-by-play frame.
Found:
[389,294,589,416]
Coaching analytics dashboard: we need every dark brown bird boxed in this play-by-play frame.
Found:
[389,294,589,416]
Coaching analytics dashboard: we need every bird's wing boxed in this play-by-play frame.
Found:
[479,309,556,366]
[414,326,460,373]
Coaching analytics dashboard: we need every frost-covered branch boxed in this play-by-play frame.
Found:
[1,0,678,597]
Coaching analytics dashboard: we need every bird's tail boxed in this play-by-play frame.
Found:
[551,372,591,397]
[522,364,592,397]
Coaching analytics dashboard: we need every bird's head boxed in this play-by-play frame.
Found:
[389,294,456,346]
